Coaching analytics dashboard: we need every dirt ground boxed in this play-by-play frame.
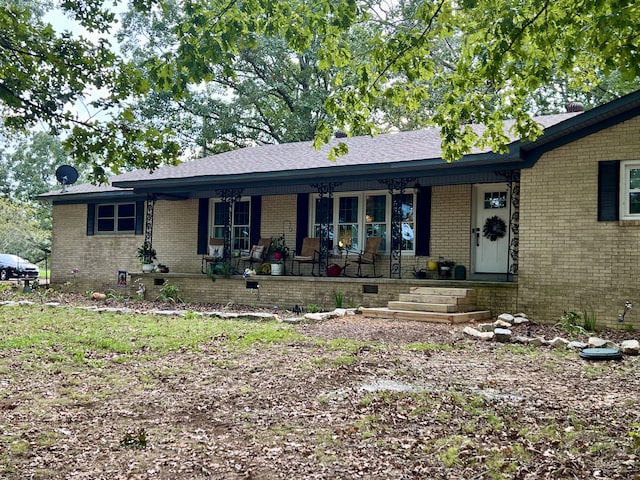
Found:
[1,298,639,479]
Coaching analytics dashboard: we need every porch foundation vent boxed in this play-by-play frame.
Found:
[362,285,378,294]
[246,281,259,289]
[154,278,165,286]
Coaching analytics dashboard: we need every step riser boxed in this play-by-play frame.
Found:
[398,294,476,306]
[388,301,458,313]
[361,308,492,323]
[409,287,477,297]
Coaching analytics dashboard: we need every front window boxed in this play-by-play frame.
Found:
[621,161,640,219]
[311,190,415,253]
[96,203,136,233]
[211,199,251,252]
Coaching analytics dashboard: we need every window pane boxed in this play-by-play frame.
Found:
[97,204,114,218]
[118,204,135,217]
[366,224,386,251]
[339,197,358,223]
[366,195,386,222]
[338,224,358,250]
[314,198,333,224]
[401,194,414,221]
[484,191,507,209]
[118,218,135,231]
[234,201,250,225]
[97,219,114,231]
[630,169,640,190]
[630,193,640,214]
[213,203,226,226]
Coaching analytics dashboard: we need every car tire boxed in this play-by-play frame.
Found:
[0,269,7,281]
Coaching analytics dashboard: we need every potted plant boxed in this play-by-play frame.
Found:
[269,235,289,275]
[269,235,289,262]
[136,241,157,273]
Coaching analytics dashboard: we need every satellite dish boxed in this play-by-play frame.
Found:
[55,165,79,192]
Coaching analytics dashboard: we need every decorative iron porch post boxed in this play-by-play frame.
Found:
[215,188,243,268]
[380,177,416,278]
[144,194,156,250]
[495,170,520,281]
[310,182,341,276]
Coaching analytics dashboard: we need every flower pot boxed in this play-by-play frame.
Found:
[142,263,155,273]
[271,263,284,276]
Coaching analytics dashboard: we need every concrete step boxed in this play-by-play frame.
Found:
[397,293,477,306]
[408,287,477,297]
[387,301,458,313]
[360,307,493,324]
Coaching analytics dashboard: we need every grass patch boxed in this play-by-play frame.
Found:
[405,342,454,352]
[0,304,302,361]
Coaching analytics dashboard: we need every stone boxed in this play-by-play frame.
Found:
[549,337,569,348]
[493,319,512,328]
[511,336,531,344]
[588,337,608,348]
[494,328,512,343]
[529,337,546,347]
[566,341,588,351]
[513,316,529,325]
[621,339,640,355]
[497,313,515,324]
[333,308,347,317]
[478,323,496,332]
[304,312,327,322]
[463,326,494,340]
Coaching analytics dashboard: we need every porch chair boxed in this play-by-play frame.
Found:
[201,238,225,273]
[290,237,320,276]
[237,237,272,271]
[347,236,382,277]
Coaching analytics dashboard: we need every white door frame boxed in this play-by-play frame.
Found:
[471,183,511,275]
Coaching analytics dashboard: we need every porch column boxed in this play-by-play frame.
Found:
[310,182,341,276]
[144,194,156,250]
[495,170,520,280]
[380,177,416,279]
[215,188,243,268]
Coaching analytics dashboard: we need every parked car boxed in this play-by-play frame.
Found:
[0,254,40,280]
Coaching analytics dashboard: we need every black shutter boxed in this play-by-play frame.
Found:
[598,161,620,221]
[251,196,262,245]
[86,203,95,236]
[135,201,144,235]
[296,193,309,252]
[415,186,431,256]
[197,198,209,254]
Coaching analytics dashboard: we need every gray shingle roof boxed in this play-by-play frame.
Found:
[112,113,578,185]
[38,110,591,200]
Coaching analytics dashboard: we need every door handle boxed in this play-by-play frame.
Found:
[471,227,480,246]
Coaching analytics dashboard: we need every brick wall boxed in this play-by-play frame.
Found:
[50,200,202,292]
[430,185,472,273]
[519,115,640,328]
[130,273,517,314]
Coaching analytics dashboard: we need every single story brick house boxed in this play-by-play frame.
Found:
[39,90,640,327]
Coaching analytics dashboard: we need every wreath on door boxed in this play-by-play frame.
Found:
[483,215,507,241]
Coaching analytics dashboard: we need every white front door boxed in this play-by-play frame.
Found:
[473,184,511,273]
